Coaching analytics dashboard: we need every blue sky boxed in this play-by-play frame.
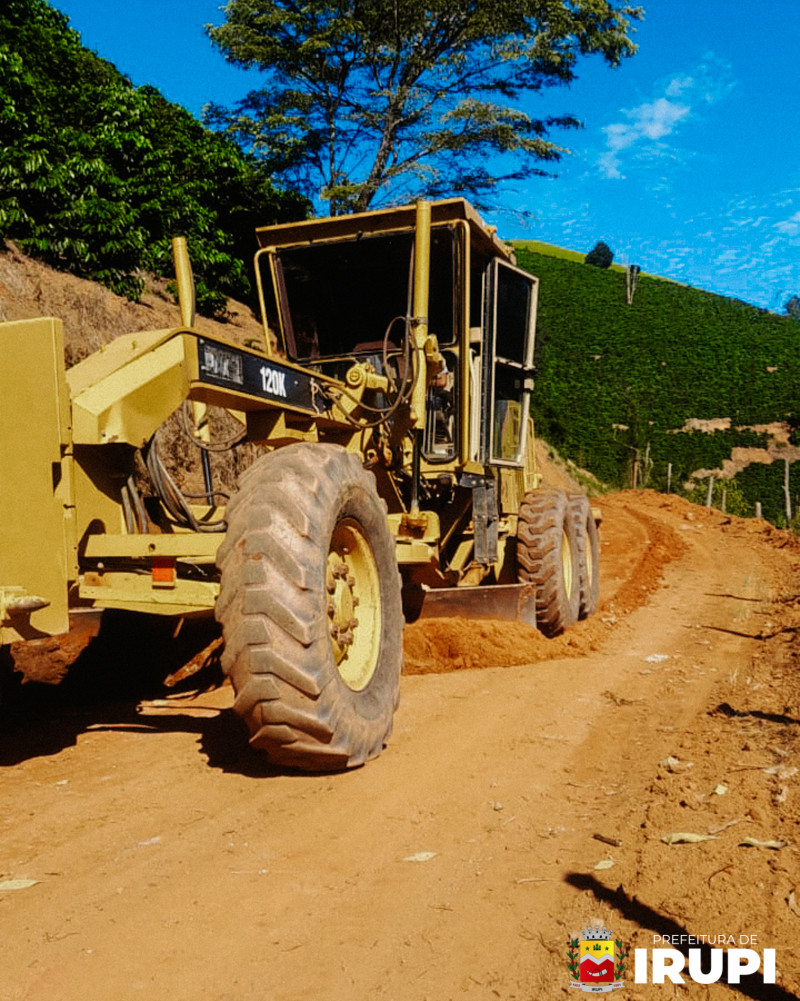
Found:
[49,0,800,312]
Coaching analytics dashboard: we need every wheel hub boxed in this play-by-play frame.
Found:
[326,519,382,691]
[326,559,358,653]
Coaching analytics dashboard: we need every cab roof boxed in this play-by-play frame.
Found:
[255,198,514,261]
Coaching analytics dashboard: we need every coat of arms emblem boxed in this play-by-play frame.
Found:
[567,922,627,993]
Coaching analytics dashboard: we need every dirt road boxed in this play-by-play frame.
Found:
[2,491,799,1001]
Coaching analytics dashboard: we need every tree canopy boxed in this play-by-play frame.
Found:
[0,0,306,311]
[206,0,643,214]
[784,295,800,321]
[585,240,614,268]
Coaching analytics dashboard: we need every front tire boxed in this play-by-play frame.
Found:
[516,489,580,637]
[215,443,403,770]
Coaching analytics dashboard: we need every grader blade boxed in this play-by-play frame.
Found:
[408,582,537,628]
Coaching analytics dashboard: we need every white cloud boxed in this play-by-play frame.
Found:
[693,52,738,104]
[630,97,691,140]
[597,55,734,180]
[652,190,800,307]
[544,187,800,310]
[597,149,623,180]
[598,97,689,178]
[774,210,800,237]
[665,75,694,98]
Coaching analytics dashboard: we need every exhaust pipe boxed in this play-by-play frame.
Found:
[171,236,211,498]
[171,236,196,328]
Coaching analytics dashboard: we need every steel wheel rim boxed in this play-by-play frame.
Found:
[326,518,382,691]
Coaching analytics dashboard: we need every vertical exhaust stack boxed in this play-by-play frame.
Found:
[171,236,212,499]
[411,200,431,428]
[171,236,196,329]
[409,200,431,518]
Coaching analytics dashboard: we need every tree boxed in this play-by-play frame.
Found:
[784,295,800,321]
[585,241,614,268]
[206,0,643,214]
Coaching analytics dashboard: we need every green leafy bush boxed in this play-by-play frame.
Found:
[0,0,307,313]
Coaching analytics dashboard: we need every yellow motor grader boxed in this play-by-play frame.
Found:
[0,199,598,769]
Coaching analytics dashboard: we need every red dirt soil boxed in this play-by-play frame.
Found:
[2,489,799,1001]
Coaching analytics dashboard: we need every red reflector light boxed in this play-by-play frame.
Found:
[151,557,176,584]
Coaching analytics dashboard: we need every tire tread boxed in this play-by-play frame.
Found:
[516,489,580,637]
[216,443,403,771]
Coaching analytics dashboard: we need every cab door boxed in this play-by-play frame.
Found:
[480,260,538,467]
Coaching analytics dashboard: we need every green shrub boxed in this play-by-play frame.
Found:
[0,0,307,314]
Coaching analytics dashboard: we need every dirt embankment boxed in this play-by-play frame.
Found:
[1,489,799,1001]
[0,241,264,363]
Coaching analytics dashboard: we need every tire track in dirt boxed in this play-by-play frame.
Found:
[402,491,688,675]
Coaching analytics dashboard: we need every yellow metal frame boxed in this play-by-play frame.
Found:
[0,318,72,642]
[0,198,542,640]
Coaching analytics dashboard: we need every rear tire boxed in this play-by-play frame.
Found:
[516,489,580,637]
[569,494,600,619]
[215,443,403,770]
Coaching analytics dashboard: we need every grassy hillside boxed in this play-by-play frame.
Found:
[0,0,306,313]
[515,243,800,524]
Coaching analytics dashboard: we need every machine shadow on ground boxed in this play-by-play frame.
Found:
[0,613,309,779]
[564,873,798,1001]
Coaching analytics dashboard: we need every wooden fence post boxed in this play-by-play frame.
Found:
[784,459,792,525]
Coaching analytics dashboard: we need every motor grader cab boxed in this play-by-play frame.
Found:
[0,199,598,770]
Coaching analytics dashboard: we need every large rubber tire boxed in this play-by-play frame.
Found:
[516,489,580,637]
[215,443,403,771]
[569,493,600,619]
